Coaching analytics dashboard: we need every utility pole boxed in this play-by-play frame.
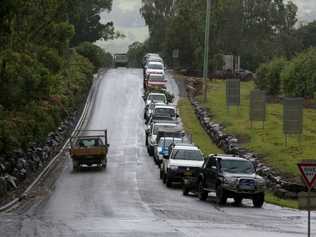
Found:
[203,0,211,102]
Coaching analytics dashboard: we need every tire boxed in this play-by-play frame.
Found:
[163,172,166,184]
[148,146,154,156]
[253,193,264,208]
[198,180,208,201]
[73,161,80,172]
[216,186,227,205]
[234,197,242,206]
[183,186,189,196]
[166,177,172,188]
[101,160,107,170]
[160,168,163,180]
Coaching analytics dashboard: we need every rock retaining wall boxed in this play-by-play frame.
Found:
[0,110,80,203]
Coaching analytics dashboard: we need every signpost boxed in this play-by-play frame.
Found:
[298,160,316,237]
[226,79,240,109]
[283,97,304,145]
[249,90,266,128]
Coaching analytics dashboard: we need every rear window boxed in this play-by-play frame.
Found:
[148,94,166,103]
[148,63,163,70]
[154,108,175,117]
[159,138,182,147]
[172,149,203,161]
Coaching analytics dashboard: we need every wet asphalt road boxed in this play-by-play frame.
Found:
[0,69,314,236]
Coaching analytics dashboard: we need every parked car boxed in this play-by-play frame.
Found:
[155,137,184,167]
[161,144,204,187]
[151,104,177,121]
[194,154,265,207]
[144,62,165,79]
[144,102,166,121]
[145,93,167,106]
[146,122,181,156]
[144,74,167,90]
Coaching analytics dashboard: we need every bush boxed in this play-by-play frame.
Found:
[282,48,316,97]
[76,42,113,69]
[255,57,287,96]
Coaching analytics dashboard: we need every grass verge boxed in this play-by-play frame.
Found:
[265,192,298,209]
[196,80,316,179]
[178,98,221,155]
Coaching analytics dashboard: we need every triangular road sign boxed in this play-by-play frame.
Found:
[298,162,316,189]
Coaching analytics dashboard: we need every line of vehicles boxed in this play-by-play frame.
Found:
[142,53,266,208]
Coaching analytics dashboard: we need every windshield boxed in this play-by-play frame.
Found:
[220,160,255,174]
[159,138,182,147]
[148,64,163,70]
[153,125,175,134]
[172,149,204,161]
[154,108,175,117]
[148,94,166,103]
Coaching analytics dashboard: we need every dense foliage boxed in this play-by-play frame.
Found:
[0,0,114,154]
[76,42,113,69]
[281,48,316,97]
[138,0,301,71]
[255,58,288,96]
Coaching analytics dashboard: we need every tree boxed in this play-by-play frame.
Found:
[282,48,316,97]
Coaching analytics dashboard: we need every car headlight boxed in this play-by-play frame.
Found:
[168,165,178,170]
[224,177,238,185]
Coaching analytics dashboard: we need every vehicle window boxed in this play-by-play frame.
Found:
[148,64,163,70]
[220,160,255,174]
[172,149,203,161]
[206,158,216,169]
[148,95,166,103]
[77,138,103,147]
[159,139,181,147]
[154,108,175,117]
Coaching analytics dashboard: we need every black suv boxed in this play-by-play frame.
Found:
[193,154,265,208]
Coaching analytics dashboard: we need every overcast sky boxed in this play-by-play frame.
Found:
[97,0,316,54]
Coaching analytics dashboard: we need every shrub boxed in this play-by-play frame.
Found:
[282,48,316,97]
[255,57,287,96]
[76,42,113,69]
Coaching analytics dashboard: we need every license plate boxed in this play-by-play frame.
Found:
[239,179,255,190]
[184,171,192,176]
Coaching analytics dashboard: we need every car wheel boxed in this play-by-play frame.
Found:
[149,146,154,156]
[163,172,166,184]
[183,186,189,196]
[198,180,208,201]
[166,177,172,188]
[253,193,264,208]
[216,186,227,205]
[160,168,163,179]
[73,161,80,172]
[234,197,242,206]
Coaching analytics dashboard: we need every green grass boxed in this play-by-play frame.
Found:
[178,98,221,155]
[196,80,316,180]
[265,192,298,209]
